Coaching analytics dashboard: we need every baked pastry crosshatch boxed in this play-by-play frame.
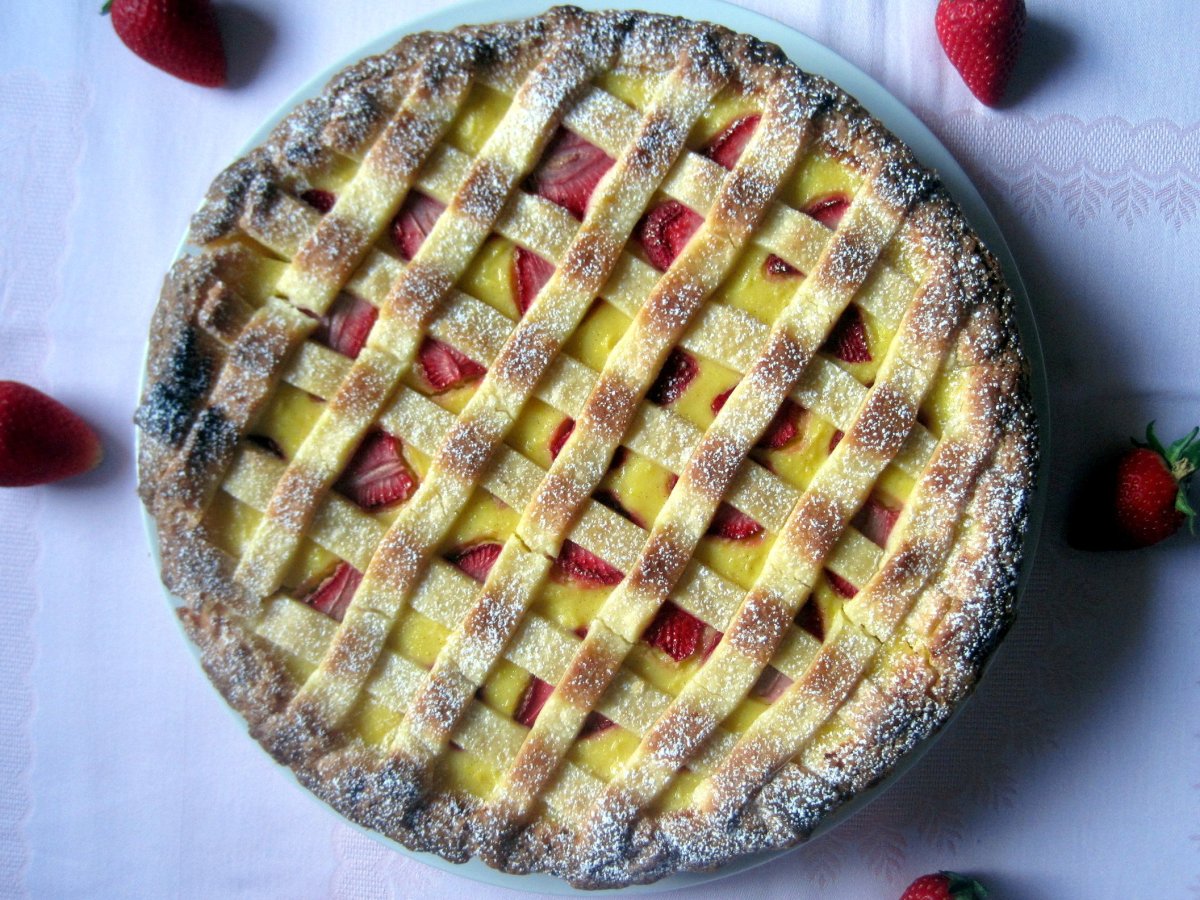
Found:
[136,6,1037,889]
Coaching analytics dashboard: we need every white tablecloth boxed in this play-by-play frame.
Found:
[2,1,1198,896]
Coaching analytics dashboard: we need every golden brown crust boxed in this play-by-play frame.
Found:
[137,6,1038,888]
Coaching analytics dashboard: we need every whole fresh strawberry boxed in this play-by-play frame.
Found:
[104,0,227,87]
[935,0,1027,106]
[0,382,103,487]
[1067,422,1199,550]
[900,870,988,900]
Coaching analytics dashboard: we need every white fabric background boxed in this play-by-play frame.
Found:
[1,1,1197,897]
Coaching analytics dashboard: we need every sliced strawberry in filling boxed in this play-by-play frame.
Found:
[711,387,801,450]
[764,253,802,278]
[822,304,872,363]
[648,348,698,406]
[447,542,503,583]
[594,488,645,529]
[416,337,486,393]
[707,503,763,540]
[300,561,362,622]
[554,540,624,587]
[514,676,555,728]
[751,666,793,702]
[579,711,616,738]
[704,114,760,170]
[828,429,845,453]
[313,293,377,359]
[796,599,825,642]
[853,494,901,547]
[335,430,417,510]
[825,569,859,598]
[643,601,707,662]
[390,192,446,260]
[804,193,850,229]
[300,188,336,214]
[512,246,556,316]
[524,128,614,220]
[548,417,575,460]
[635,199,704,271]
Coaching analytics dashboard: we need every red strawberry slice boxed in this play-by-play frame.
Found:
[549,417,575,460]
[711,387,800,450]
[301,561,362,622]
[512,246,556,316]
[822,305,872,363]
[825,569,859,598]
[0,382,103,486]
[648,348,698,406]
[300,189,336,214]
[707,503,763,540]
[313,293,377,360]
[853,494,901,547]
[447,542,503,583]
[594,488,646,529]
[764,253,802,278]
[704,115,760,170]
[579,711,616,738]
[335,430,417,510]
[554,540,624,587]
[390,192,445,261]
[107,0,226,88]
[416,337,486,393]
[751,666,793,702]
[796,599,825,641]
[804,194,850,229]
[828,429,845,454]
[514,676,555,727]
[643,601,706,662]
[524,128,614,220]
[635,200,704,271]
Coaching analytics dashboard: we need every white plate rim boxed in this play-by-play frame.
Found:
[137,0,1049,893]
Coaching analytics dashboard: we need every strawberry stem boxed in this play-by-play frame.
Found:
[1141,421,1200,535]
[100,0,111,13]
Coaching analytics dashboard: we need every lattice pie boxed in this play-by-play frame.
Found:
[137,7,1037,887]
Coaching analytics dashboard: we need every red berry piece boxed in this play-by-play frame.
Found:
[795,598,825,642]
[447,542,503,583]
[648,348,699,406]
[1068,422,1199,549]
[524,128,614,220]
[512,246,556,316]
[643,601,706,662]
[764,253,802,279]
[822,305,872,363]
[416,337,486,393]
[853,494,901,547]
[711,387,801,450]
[900,870,989,900]
[829,429,845,454]
[704,115,760,170]
[707,503,763,540]
[300,189,337,214]
[300,561,362,622]
[636,200,704,271]
[107,0,227,87]
[514,676,555,728]
[579,711,616,738]
[313,293,377,360]
[554,540,624,587]
[936,0,1027,106]
[335,430,417,510]
[804,194,851,229]
[825,569,859,598]
[751,666,793,702]
[0,382,103,487]
[390,192,445,260]
[549,417,575,460]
